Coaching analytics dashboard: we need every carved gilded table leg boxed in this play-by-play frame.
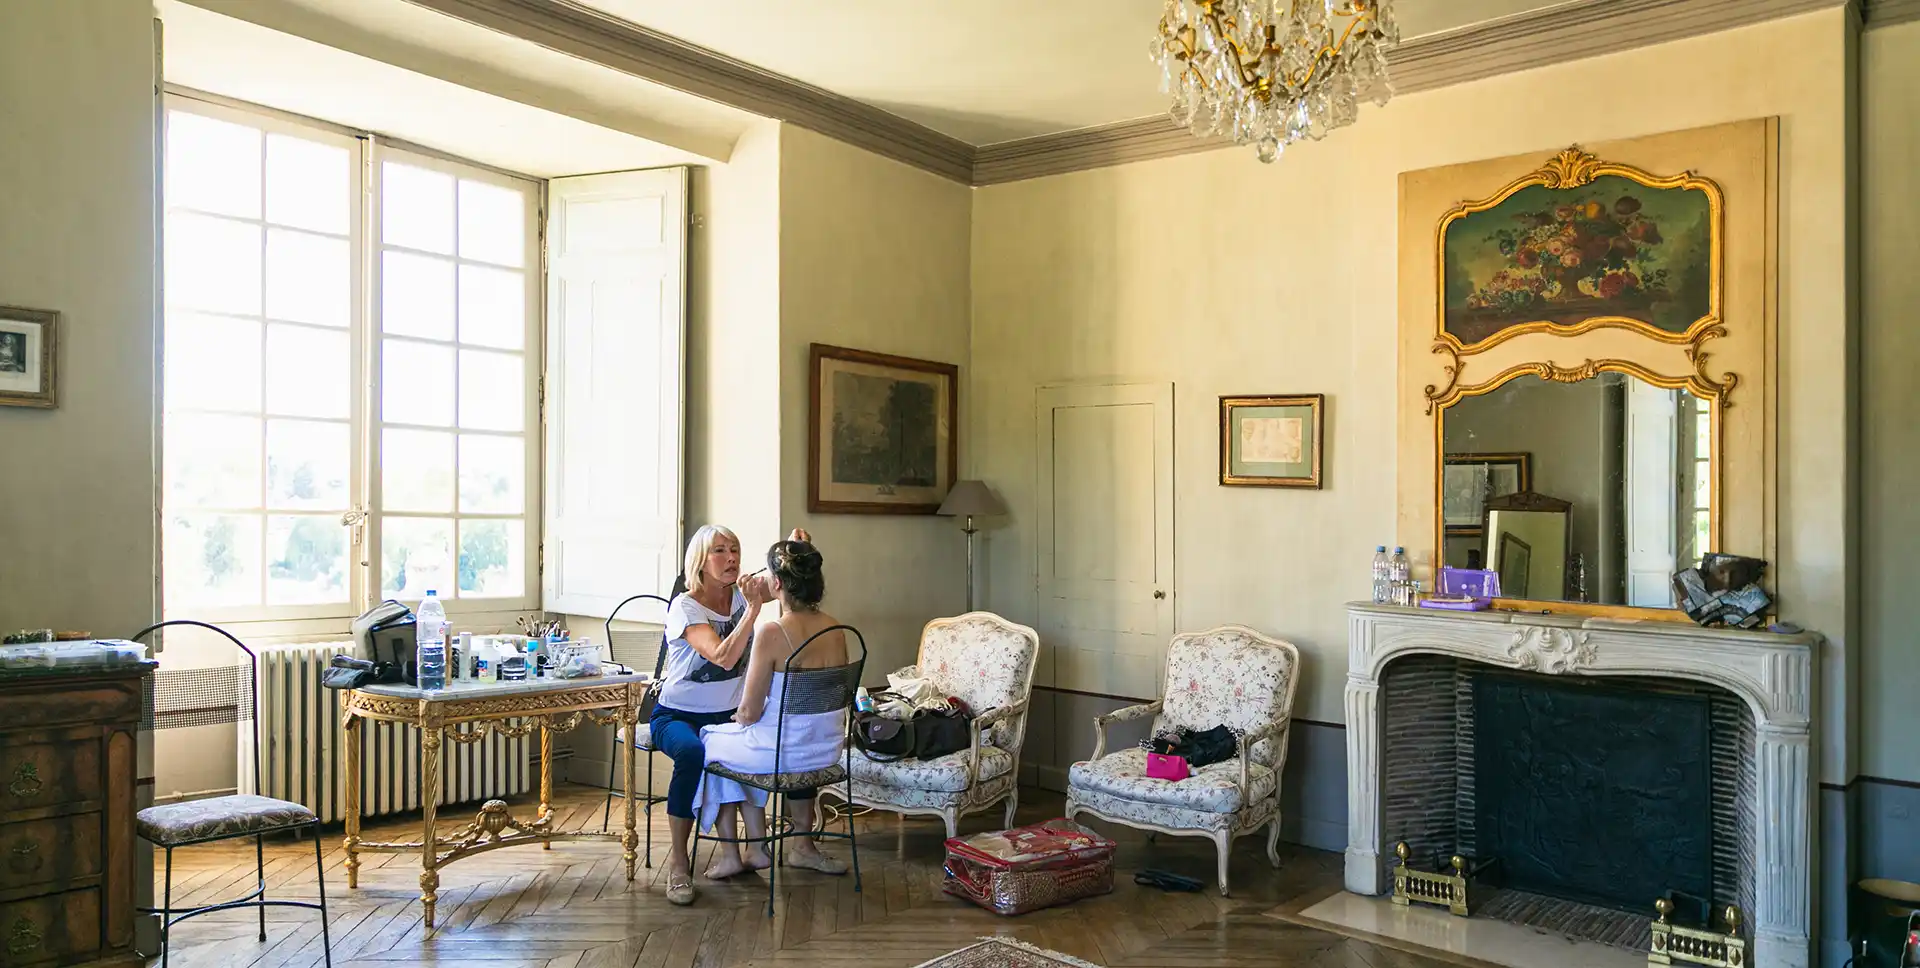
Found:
[621,694,639,881]
[343,708,362,889]
[420,724,442,928]
[540,717,554,850]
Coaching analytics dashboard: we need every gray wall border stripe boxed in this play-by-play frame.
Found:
[401,0,1899,186]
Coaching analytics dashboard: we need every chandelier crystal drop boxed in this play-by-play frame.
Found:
[1152,0,1400,163]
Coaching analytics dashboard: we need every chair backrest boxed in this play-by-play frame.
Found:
[131,620,261,794]
[1155,625,1301,770]
[604,592,675,678]
[914,612,1039,751]
[771,624,867,777]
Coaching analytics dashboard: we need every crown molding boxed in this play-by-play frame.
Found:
[975,0,1849,186]
[397,0,975,183]
[1865,0,1920,24]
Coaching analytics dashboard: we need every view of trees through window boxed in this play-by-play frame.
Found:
[162,100,537,616]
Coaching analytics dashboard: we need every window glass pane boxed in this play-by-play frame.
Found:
[266,228,350,327]
[165,413,262,509]
[266,515,350,605]
[165,513,263,608]
[267,419,350,510]
[382,339,454,426]
[458,349,523,432]
[457,179,526,268]
[457,265,525,350]
[381,250,455,340]
[382,162,455,254]
[166,213,262,316]
[382,516,454,598]
[458,435,524,514]
[164,313,261,413]
[1694,467,1711,509]
[266,133,348,234]
[459,519,524,598]
[265,324,350,419]
[166,111,260,219]
[382,428,454,513]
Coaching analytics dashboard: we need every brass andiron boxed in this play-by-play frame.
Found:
[1649,899,1746,967]
[1390,841,1474,916]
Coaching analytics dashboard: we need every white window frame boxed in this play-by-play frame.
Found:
[160,92,544,627]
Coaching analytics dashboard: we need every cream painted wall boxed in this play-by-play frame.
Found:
[778,126,974,679]
[0,0,159,640]
[1859,19,1920,784]
[971,12,1853,782]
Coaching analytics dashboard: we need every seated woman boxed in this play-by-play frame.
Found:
[652,524,766,906]
[692,534,852,876]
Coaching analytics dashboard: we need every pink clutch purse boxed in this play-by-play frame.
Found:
[1145,752,1190,781]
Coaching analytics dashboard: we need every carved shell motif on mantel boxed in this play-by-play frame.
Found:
[1506,626,1597,675]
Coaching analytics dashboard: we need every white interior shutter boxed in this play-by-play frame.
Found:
[542,167,687,617]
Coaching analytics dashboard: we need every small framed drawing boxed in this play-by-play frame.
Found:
[0,306,58,409]
[1219,394,1324,488]
[1496,532,1533,599]
[1442,452,1531,535]
[809,343,958,514]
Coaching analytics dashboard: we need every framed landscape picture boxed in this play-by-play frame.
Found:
[809,343,958,514]
[1219,394,1324,488]
[1442,452,1532,535]
[0,306,58,409]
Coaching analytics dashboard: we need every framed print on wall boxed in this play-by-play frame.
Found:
[0,306,58,409]
[1219,394,1324,488]
[1442,452,1532,536]
[808,343,958,514]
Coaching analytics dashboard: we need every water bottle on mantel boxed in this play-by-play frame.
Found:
[416,590,448,691]
[1389,548,1412,606]
[1371,546,1391,604]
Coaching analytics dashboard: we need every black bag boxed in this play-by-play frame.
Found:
[1150,724,1238,768]
[852,702,974,762]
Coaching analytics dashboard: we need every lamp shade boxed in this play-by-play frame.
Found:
[937,480,1006,518]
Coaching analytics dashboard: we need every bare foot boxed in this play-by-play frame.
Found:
[746,850,774,871]
[703,851,751,879]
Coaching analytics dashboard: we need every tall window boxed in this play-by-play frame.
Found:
[163,99,540,620]
[1679,392,1712,567]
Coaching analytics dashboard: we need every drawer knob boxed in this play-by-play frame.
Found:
[7,762,42,799]
[8,839,40,874]
[6,915,40,956]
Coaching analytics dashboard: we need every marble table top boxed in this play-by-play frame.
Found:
[357,672,651,702]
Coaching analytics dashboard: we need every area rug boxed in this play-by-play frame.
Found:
[911,937,1105,968]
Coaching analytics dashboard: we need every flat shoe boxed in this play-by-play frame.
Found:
[665,875,697,906]
[784,852,849,875]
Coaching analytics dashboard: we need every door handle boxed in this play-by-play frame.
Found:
[1153,590,1167,600]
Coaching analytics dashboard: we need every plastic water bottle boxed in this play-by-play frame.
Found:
[415,590,447,690]
[1389,548,1411,606]
[1371,546,1390,604]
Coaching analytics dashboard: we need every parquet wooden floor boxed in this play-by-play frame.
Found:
[149,784,1455,968]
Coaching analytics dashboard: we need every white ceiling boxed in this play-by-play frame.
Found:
[580,0,1570,145]
[163,0,760,177]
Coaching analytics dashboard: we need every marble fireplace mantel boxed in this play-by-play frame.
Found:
[1344,603,1821,968]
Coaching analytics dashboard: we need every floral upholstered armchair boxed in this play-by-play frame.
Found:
[1065,625,1300,896]
[836,612,1039,839]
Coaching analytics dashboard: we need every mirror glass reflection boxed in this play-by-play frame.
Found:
[1439,372,1713,608]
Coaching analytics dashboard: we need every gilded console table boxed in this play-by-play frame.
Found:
[341,674,650,928]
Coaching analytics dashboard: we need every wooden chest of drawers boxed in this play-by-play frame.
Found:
[0,665,150,968]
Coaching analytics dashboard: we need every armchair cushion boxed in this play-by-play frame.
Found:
[850,745,1014,793]
[850,771,1018,813]
[1067,748,1277,814]
[1067,782,1277,834]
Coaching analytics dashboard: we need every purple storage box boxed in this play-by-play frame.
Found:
[1421,567,1500,610]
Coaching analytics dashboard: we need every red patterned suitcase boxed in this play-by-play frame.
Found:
[941,819,1117,915]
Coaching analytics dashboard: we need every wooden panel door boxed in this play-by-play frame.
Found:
[1034,383,1175,700]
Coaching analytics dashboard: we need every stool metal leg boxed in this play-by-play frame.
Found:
[644,754,655,868]
[255,833,267,941]
[314,828,334,967]
[161,846,174,968]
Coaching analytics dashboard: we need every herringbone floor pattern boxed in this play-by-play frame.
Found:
[149,784,1453,968]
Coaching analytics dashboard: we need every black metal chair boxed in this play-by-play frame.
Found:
[132,620,332,968]
[599,587,679,863]
[692,624,867,916]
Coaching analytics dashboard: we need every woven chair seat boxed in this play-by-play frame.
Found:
[703,762,847,794]
[137,794,317,846]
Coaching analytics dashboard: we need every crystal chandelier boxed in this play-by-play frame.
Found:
[1152,0,1401,163]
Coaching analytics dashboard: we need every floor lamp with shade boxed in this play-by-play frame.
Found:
[937,480,1006,612]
